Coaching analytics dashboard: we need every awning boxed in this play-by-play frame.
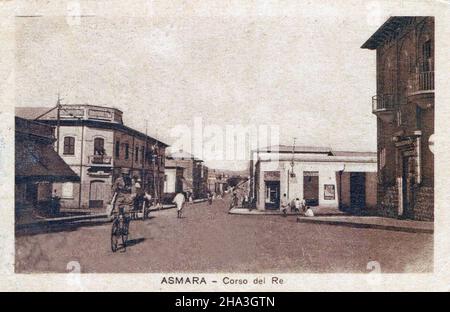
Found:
[15,140,80,183]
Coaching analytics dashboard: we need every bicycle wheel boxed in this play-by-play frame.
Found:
[121,219,129,249]
[111,220,119,252]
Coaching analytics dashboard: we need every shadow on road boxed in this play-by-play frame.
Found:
[15,220,110,237]
[16,216,157,237]
[125,237,145,247]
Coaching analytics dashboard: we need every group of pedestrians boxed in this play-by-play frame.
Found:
[280,193,314,217]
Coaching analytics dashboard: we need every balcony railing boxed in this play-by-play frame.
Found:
[408,71,434,95]
[88,155,112,166]
[372,94,395,113]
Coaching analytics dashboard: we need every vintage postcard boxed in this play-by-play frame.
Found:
[1,0,449,292]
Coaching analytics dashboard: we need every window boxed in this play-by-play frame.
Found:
[61,182,74,199]
[63,136,75,155]
[141,147,145,164]
[94,138,105,155]
[408,54,415,74]
[416,106,422,130]
[125,143,129,160]
[135,146,139,162]
[115,140,120,158]
[396,110,402,127]
[422,40,432,71]
[379,148,386,170]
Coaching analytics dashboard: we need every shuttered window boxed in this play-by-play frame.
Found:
[63,137,75,155]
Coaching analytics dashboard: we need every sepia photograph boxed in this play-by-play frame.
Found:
[1,0,449,293]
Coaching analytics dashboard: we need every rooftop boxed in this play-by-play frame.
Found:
[361,16,415,50]
[16,104,124,124]
[166,149,203,161]
[254,145,376,158]
[255,145,333,154]
[15,105,168,146]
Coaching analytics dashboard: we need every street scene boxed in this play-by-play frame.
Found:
[13,4,434,275]
[16,195,432,273]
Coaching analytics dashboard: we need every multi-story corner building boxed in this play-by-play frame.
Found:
[16,104,168,211]
[362,17,434,221]
[165,150,208,199]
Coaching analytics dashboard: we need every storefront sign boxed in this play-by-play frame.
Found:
[303,171,319,177]
[264,171,280,181]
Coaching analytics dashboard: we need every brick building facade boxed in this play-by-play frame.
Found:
[362,17,434,221]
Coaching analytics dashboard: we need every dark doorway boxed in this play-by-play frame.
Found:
[303,172,319,206]
[402,157,414,219]
[89,180,106,208]
[265,181,280,209]
[350,172,366,210]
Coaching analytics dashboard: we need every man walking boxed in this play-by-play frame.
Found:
[173,192,186,218]
[294,198,301,213]
[207,192,212,205]
[280,193,289,217]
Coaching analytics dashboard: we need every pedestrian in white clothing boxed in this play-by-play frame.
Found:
[294,198,301,213]
[173,192,186,218]
[305,206,314,217]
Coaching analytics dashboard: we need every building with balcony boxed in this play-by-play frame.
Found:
[165,150,209,199]
[362,17,434,221]
[16,104,168,211]
[249,145,377,212]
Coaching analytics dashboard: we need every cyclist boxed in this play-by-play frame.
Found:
[111,170,134,226]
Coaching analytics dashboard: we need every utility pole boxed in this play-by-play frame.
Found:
[56,93,62,154]
[142,119,148,190]
[288,137,297,200]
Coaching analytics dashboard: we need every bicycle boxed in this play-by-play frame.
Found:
[111,207,130,252]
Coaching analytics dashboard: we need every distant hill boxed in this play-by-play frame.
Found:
[208,168,248,178]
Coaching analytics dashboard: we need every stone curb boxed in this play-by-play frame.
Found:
[296,217,434,234]
[16,198,210,234]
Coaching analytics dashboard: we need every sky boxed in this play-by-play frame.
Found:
[13,0,407,170]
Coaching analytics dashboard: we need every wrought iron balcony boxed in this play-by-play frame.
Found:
[88,155,112,166]
[372,94,395,112]
[372,94,396,123]
[408,71,434,95]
